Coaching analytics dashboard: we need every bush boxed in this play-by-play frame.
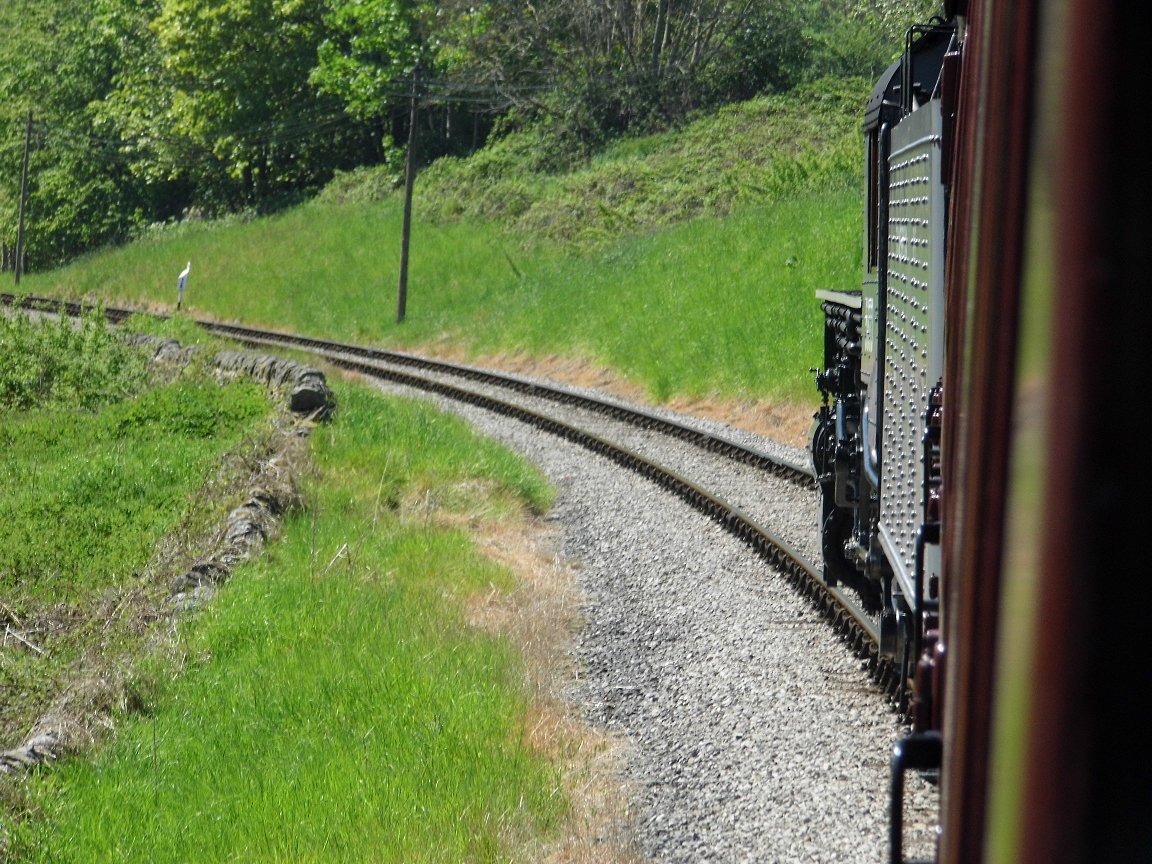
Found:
[0,308,148,411]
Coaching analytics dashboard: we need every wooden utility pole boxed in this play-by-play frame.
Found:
[14,111,31,285]
[397,72,419,324]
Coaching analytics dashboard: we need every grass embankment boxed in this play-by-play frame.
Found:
[3,77,871,858]
[20,78,867,426]
[2,313,596,862]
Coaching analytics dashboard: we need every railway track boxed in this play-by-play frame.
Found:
[2,292,901,705]
[4,291,942,861]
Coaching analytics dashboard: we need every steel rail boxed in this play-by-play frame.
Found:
[1,292,900,701]
[0,293,812,484]
[324,346,894,696]
[200,321,813,482]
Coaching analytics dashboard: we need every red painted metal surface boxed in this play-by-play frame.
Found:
[938,1,1150,862]
[938,1,1038,861]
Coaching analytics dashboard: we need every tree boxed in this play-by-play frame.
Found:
[0,0,947,268]
[310,0,426,121]
[805,0,945,80]
[0,0,154,267]
[0,0,387,264]
[101,0,376,211]
[425,1,805,143]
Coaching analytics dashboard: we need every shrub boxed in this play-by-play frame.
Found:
[0,308,148,411]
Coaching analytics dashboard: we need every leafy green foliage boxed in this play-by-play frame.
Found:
[104,0,373,210]
[104,378,271,440]
[310,0,424,119]
[0,308,148,411]
[314,163,406,205]
[0,0,154,265]
[0,0,945,268]
[419,76,866,245]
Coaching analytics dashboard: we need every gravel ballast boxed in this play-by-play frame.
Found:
[365,370,938,864]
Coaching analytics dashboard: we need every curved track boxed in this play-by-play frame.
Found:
[2,293,903,704]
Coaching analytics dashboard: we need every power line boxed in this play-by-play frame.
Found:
[11,65,684,161]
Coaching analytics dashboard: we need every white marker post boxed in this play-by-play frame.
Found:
[176,261,191,310]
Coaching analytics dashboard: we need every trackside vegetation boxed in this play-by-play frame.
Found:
[5,51,885,863]
[1,314,577,861]
[21,79,867,421]
[0,0,938,267]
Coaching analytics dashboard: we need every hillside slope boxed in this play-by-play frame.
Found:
[23,77,870,448]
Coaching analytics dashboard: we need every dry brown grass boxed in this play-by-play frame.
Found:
[416,345,812,449]
[465,516,647,864]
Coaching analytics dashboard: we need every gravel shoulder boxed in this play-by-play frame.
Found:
[360,368,939,864]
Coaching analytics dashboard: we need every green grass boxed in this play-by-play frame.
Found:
[456,190,857,404]
[0,313,278,747]
[0,380,269,603]
[19,188,857,408]
[0,308,148,411]
[12,529,560,861]
[18,80,868,412]
[3,74,874,861]
[4,361,566,862]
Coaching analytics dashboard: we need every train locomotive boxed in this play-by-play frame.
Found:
[812,1,1148,862]
[811,16,957,722]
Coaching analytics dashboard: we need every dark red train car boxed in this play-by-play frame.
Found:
[815,1,1149,861]
[932,0,1148,862]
